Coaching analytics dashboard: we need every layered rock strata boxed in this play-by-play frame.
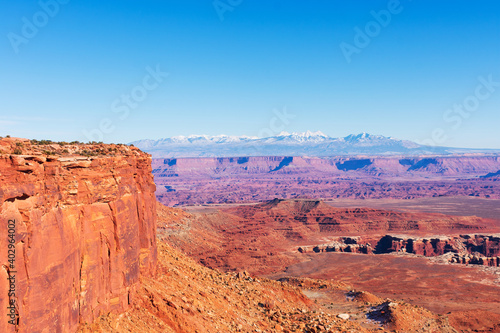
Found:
[0,139,157,333]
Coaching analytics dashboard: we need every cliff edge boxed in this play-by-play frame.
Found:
[0,138,157,333]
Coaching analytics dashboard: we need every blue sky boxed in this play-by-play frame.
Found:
[0,0,499,148]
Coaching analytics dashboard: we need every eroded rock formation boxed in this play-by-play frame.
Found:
[0,139,157,333]
[301,234,500,267]
[152,156,500,206]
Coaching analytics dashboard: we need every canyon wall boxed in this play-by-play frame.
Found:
[0,141,157,333]
[152,156,500,205]
[153,155,500,177]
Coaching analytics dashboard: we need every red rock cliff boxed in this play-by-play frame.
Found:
[0,139,157,333]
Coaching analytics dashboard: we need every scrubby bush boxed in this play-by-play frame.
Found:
[31,139,53,145]
[80,149,97,157]
[12,148,22,155]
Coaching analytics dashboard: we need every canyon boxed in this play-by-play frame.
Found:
[2,137,500,332]
[152,155,500,206]
[164,199,500,274]
[162,198,500,331]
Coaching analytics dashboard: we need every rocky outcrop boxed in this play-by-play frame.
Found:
[300,233,500,267]
[0,139,157,333]
[298,237,374,254]
[374,235,460,256]
[448,253,500,266]
[375,234,500,259]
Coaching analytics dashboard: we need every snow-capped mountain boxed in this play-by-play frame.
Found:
[130,132,499,158]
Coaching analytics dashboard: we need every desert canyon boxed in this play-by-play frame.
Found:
[1,136,500,332]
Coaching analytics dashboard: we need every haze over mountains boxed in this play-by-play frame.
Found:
[131,132,500,158]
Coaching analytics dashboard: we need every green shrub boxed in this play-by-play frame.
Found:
[31,139,53,145]
[80,149,97,157]
[12,148,22,155]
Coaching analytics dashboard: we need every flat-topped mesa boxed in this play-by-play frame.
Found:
[0,138,157,333]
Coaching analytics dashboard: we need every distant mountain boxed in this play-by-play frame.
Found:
[130,132,500,158]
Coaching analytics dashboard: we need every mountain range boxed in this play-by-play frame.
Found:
[131,131,500,157]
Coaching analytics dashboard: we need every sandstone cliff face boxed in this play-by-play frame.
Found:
[0,141,156,333]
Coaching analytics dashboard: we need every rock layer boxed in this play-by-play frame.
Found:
[300,234,500,267]
[152,156,500,205]
[0,141,157,333]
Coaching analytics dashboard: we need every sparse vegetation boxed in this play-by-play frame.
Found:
[80,149,97,157]
[31,139,53,145]
[13,148,22,155]
[16,142,24,147]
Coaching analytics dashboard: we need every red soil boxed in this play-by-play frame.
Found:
[161,199,500,332]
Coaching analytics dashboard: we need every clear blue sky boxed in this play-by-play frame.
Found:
[1,0,499,148]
